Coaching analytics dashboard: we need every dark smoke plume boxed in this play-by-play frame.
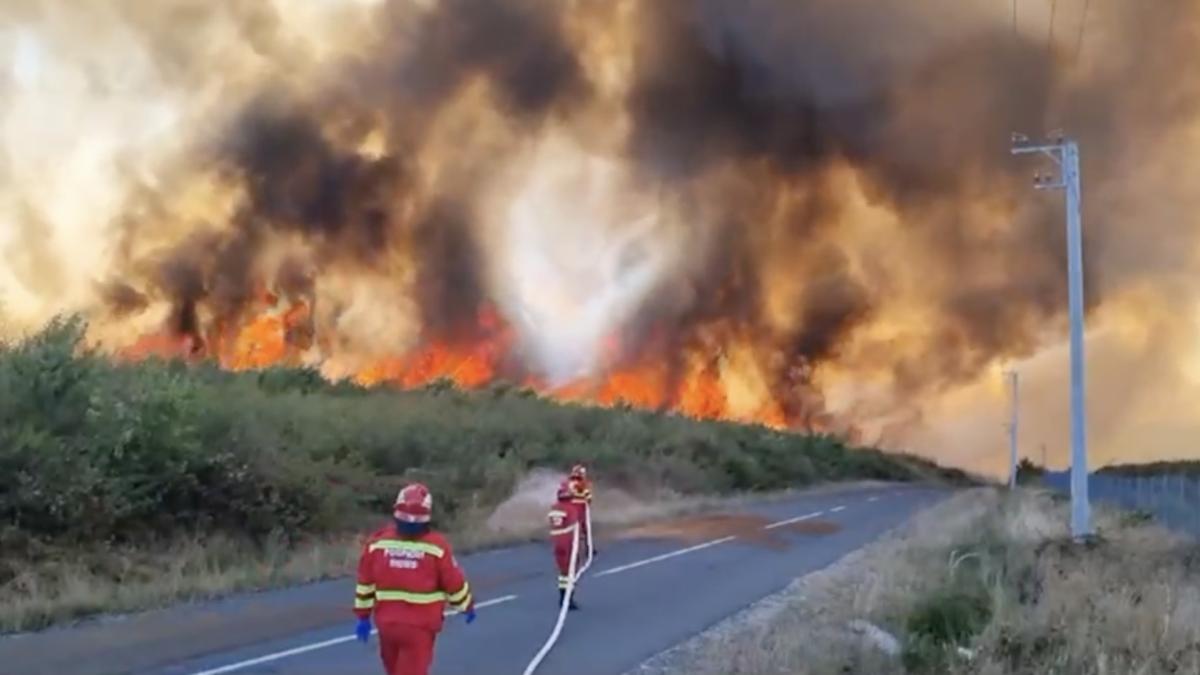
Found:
[24,0,1191,468]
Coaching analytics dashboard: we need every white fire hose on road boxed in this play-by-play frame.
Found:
[522,502,593,675]
[578,503,594,575]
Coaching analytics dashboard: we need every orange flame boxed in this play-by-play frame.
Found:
[121,295,804,431]
[117,331,196,363]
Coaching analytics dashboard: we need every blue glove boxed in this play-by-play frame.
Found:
[464,607,477,625]
[355,617,372,642]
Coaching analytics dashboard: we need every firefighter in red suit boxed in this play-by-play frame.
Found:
[548,480,582,610]
[567,463,594,557]
[353,483,476,675]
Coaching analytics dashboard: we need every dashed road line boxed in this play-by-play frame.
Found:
[188,595,519,675]
[764,510,823,530]
[191,494,883,673]
[594,536,737,578]
[599,498,869,577]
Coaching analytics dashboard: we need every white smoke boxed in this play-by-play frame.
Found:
[483,131,688,383]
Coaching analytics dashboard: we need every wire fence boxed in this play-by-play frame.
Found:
[1040,470,1200,537]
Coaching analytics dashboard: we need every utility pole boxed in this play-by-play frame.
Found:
[1008,370,1019,489]
[1011,132,1092,539]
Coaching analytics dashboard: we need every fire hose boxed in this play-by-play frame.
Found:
[522,504,593,675]
[579,503,594,575]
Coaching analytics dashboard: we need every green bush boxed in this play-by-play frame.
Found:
[0,318,374,558]
[907,586,991,646]
[902,583,992,672]
[1015,458,1044,485]
[0,316,963,582]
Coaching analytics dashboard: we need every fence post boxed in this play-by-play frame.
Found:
[1165,475,1172,528]
[1153,475,1162,528]
[1156,473,1166,526]
[1177,475,1185,532]
[1189,476,1198,536]
[1193,477,1199,536]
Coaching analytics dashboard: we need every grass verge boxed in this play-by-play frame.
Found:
[641,488,1200,675]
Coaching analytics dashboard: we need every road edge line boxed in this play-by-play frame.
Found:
[594,536,736,578]
[187,595,518,675]
[764,511,823,530]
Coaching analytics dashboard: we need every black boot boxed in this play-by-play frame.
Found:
[558,589,580,611]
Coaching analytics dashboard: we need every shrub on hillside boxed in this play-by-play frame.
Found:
[1015,458,1044,485]
[0,316,961,567]
[902,583,992,672]
[0,318,372,560]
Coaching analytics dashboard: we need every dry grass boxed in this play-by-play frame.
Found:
[968,493,1200,675]
[0,534,361,634]
[637,488,1200,675]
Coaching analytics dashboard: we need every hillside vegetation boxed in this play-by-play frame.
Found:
[1098,460,1200,476]
[0,316,964,631]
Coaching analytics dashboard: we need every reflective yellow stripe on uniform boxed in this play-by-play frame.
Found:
[549,524,578,536]
[367,540,446,557]
[374,589,447,604]
[355,582,376,610]
[557,575,571,589]
[447,582,472,608]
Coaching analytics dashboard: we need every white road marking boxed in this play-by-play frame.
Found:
[445,594,518,616]
[594,536,737,578]
[597,501,858,578]
[188,635,358,675]
[868,496,879,502]
[481,594,521,607]
[188,595,518,675]
[190,496,871,673]
[764,511,823,530]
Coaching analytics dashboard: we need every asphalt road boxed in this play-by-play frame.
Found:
[0,483,947,675]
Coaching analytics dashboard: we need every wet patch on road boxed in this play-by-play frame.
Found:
[610,513,842,551]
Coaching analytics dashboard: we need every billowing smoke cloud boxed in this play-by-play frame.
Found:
[2,0,1198,475]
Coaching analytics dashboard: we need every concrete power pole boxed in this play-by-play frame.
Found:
[1008,370,1019,489]
[1011,132,1092,539]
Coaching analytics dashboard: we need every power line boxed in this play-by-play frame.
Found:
[1047,0,1058,54]
[1008,370,1020,489]
[1075,0,1091,62]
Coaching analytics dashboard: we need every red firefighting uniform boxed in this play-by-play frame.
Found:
[354,526,474,675]
[548,501,582,590]
[568,476,593,556]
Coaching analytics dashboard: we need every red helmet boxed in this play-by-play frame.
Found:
[394,483,433,524]
[569,463,587,479]
[556,481,573,501]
